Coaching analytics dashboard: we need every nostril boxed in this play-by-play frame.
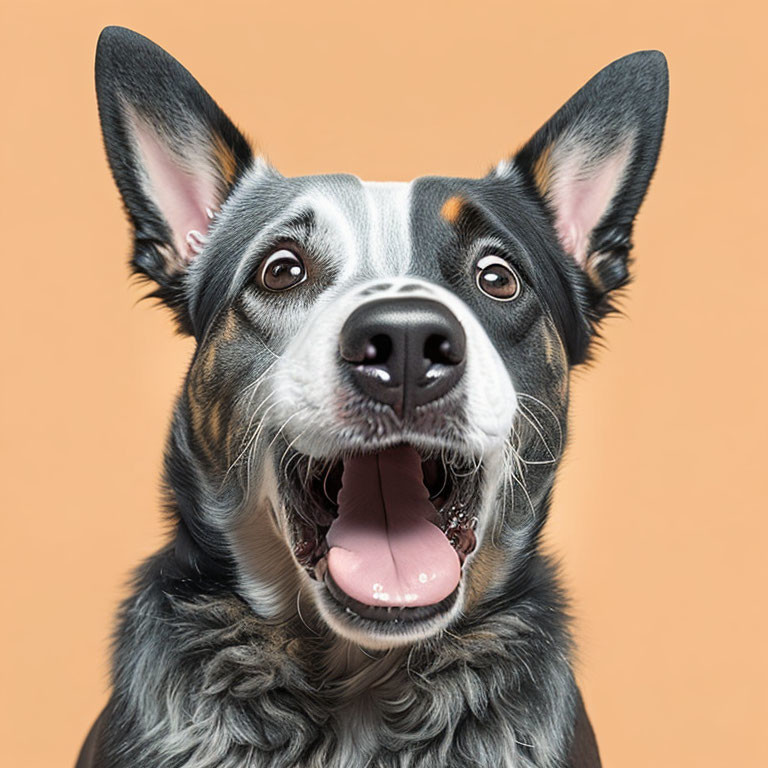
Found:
[363,334,392,366]
[341,331,394,366]
[424,334,460,366]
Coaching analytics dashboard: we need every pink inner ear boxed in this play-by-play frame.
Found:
[549,143,632,267]
[133,120,219,266]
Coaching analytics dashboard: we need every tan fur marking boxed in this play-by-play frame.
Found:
[202,343,218,380]
[532,143,554,198]
[208,399,223,445]
[186,371,219,467]
[212,133,237,186]
[440,195,465,224]
[542,332,556,366]
[584,250,611,292]
[220,308,239,342]
[187,383,207,444]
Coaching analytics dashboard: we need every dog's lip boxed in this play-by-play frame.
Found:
[321,566,461,624]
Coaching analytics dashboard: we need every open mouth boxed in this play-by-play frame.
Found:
[283,444,481,627]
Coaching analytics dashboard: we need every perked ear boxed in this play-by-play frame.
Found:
[511,51,668,311]
[95,26,253,332]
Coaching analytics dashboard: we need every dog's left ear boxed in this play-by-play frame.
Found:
[509,51,668,312]
[95,26,253,333]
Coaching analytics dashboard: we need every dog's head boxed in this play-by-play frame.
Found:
[96,28,667,648]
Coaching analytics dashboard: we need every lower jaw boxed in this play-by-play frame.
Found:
[323,568,461,624]
[311,577,465,649]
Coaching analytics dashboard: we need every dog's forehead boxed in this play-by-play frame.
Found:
[284,173,418,277]
[221,170,496,274]
[243,171,478,271]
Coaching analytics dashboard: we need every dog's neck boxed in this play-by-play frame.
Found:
[318,638,408,696]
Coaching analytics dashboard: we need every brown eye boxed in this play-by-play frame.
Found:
[475,254,521,301]
[258,248,307,292]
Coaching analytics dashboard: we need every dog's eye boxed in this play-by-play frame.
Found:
[257,249,307,292]
[475,255,521,301]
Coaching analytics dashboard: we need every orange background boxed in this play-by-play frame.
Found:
[1,1,766,766]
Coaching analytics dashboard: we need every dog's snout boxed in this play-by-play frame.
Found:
[339,298,466,416]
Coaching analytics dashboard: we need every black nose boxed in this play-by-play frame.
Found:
[339,298,466,416]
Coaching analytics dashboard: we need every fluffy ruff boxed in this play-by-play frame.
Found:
[92,545,577,768]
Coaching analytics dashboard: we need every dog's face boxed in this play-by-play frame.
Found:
[96,28,667,647]
[184,172,577,645]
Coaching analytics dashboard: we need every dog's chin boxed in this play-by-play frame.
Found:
[309,574,466,649]
[276,441,483,648]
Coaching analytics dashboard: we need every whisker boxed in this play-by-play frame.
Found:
[516,408,559,463]
[224,396,288,483]
[278,421,311,472]
[517,392,564,455]
[296,588,319,637]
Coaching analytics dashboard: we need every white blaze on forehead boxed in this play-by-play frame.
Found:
[361,181,412,276]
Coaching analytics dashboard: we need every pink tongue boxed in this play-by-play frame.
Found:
[326,445,460,607]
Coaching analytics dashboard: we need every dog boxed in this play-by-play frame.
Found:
[77,26,667,768]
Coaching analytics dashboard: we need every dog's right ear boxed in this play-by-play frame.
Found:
[95,27,253,333]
